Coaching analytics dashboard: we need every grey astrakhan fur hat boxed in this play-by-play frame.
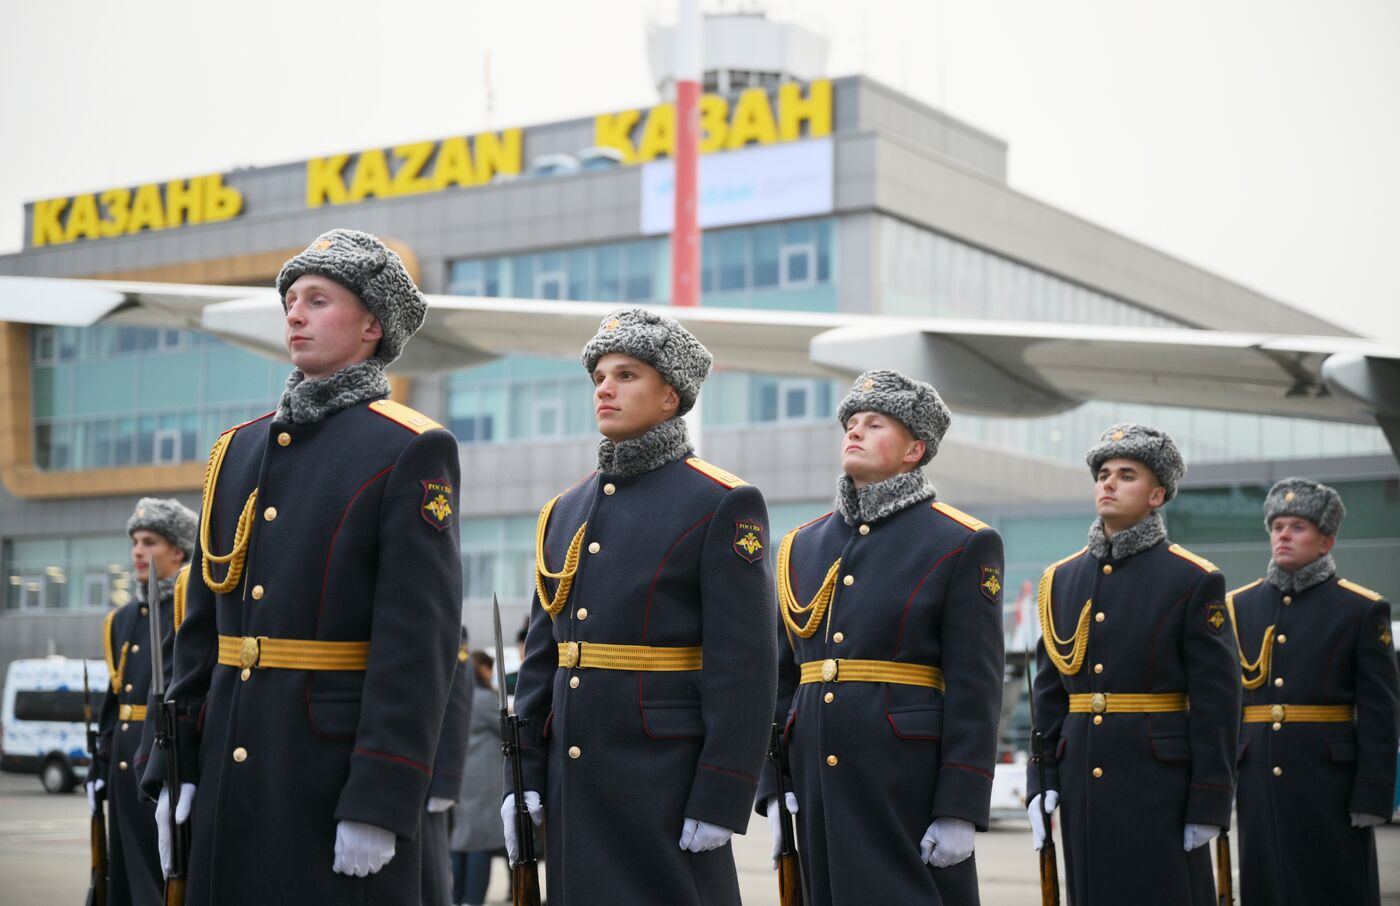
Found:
[127,497,197,562]
[276,229,426,367]
[836,369,951,466]
[1085,422,1186,502]
[1263,477,1346,536]
[580,308,713,416]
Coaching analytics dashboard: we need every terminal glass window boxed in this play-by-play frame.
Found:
[3,535,134,612]
[30,325,284,472]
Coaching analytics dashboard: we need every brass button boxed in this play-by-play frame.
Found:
[277,432,291,447]
[251,585,265,600]
[1092,767,1103,778]
[588,541,601,554]
[1276,634,1286,644]
[232,747,248,763]
[576,608,588,620]
[1272,722,1282,731]
[832,632,844,643]
[1095,612,1105,623]
[1272,766,1282,777]
[124,683,133,693]
[603,483,616,496]
[121,722,130,731]
[1102,564,1113,575]
[1093,663,1104,674]
[118,761,128,771]
[131,644,140,653]
[826,755,838,766]
[1282,595,1292,605]
[240,668,251,682]
[1274,677,1284,688]
[843,575,855,587]
[264,506,278,522]
[568,746,581,759]
[569,676,580,689]
[1093,715,1103,725]
[858,524,870,536]
[824,692,834,703]
[140,607,148,616]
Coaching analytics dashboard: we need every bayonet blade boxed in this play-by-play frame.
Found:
[147,566,166,699]
[492,594,509,712]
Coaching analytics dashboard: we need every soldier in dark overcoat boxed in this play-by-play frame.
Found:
[141,230,462,905]
[421,630,473,906]
[756,370,1005,905]
[504,308,778,906]
[90,497,195,906]
[1028,423,1240,905]
[1230,477,1399,905]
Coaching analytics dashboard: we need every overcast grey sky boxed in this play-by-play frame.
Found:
[1,0,1395,341]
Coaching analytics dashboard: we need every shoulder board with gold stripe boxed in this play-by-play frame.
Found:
[369,399,443,434]
[223,411,275,436]
[1048,547,1089,573]
[457,643,470,663]
[685,458,747,488]
[1228,578,1264,601]
[1338,578,1384,602]
[930,501,989,532]
[1168,544,1218,573]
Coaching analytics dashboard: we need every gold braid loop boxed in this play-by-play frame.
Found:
[173,566,190,631]
[199,432,258,595]
[1038,563,1092,675]
[113,642,130,694]
[777,528,841,639]
[534,494,587,618]
[1225,591,1274,690]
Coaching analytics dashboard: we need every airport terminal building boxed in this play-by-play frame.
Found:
[1,21,1396,673]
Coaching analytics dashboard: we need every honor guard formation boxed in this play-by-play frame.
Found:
[75,229,1396,906]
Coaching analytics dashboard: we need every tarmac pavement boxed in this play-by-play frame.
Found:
[4,770,1397,904]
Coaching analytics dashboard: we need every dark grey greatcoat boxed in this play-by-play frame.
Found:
[1030,540,1240,906]
[756,499,1005,905]
[422,634,473,906]
[1232,574,1399,906]
[96,588,174,906]
[513,456,778,906]
[141,402,462,905]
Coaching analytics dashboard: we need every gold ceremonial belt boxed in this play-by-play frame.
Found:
[556,641,702,672]
[217,635,370,672]
[1243,704,1354,724]
[799,659,946,690]
[118,704,147,721]
[1068,692,1189,714]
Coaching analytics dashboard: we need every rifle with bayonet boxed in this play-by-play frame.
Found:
[1025,647,1060,906]
[767,722,804,906]
[494,594,541,906]
[82,661,108,906]
[149,566,188,906]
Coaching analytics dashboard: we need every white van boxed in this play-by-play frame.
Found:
[0,656,108,793]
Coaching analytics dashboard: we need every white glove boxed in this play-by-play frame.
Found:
[921,816,975,867]
[86,778,105,815]
[1183,822,1221,851]
[1351,812,1386,828]
[155,782,197,877]
[1028,790,1059,851]
[766,792,800,867]
[501,791,543,865]
[426,797,455,813]
[332,820,397,876]
[679,817,732,853]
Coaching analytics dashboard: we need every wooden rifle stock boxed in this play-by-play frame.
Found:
[511,862,541,906]
[1039,839,1060,906]
[164,877,186,906]
[1216,832,1234,905]
[768,723,804,906]
[777,851,803,906]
